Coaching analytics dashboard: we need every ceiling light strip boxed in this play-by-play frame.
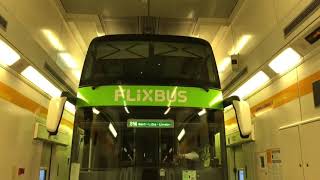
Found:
[231,71,270,99]
[21,66,62,97]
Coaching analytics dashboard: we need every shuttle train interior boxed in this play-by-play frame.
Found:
[0,0,320,180]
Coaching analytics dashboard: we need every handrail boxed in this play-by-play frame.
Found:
[279,116,320,130]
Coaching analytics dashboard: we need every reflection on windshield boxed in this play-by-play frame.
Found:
[80,41,219,88]
[70,107,227,180]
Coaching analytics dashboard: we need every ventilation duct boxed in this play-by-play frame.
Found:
[284,0,320,37]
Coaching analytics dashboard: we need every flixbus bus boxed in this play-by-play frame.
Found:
[46,34,252,180]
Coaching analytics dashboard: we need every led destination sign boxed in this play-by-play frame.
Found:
[127,119,174,128]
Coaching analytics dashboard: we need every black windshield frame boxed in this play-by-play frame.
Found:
[79,34,221,89]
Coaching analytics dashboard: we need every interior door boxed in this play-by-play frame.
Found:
[300,121,320,180]
[40,143,52,180]
[50,145,71,180]
[279,126,304,180]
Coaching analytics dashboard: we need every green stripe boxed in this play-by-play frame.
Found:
[77,85,223,110]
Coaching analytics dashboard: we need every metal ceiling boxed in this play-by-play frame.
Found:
[59,0,237,44]
[57,0,239,85]
[60,0,238,18]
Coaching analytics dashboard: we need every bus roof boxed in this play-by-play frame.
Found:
[90,34,212,47]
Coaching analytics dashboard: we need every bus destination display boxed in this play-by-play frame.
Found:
[127,119,174,128]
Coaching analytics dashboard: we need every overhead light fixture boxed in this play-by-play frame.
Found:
[177,128,186,141]
[0,40,21,66]
[231,35,251,55]
[230,71,270,99]
[198,109,207,116]
[109,123,117,138]
[42,29,64,51]
[93,108,100,114]
[21,66,62,97]
[268,47,302,74]
[65,101,75,114]
[164,107,171,115]
[58,52,77,69]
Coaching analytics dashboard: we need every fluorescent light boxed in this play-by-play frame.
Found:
[198,109,207,116]
[164,107,171,115]
[124,147,127,152]
[231,71,270,99]
[232,35,251,55]
[65,101,75,114]
[177,128,185,141]
[124,106,130,114]
[0,40,21,66]
[268,47,302,74]
[93,108,100,114]
[42,29,64,51]
[218,57,231,73]
[58,52,77,68]
[21,66,62,97]
[109,123,117,138]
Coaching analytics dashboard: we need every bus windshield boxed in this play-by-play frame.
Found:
[71,106,227,180]
[71,35,227,180]
[80,37,220,88]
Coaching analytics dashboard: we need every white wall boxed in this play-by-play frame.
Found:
[215,0,314,84]
[0,1,81,178]
[0,0,83,89]
[221,1,320,179]
[225,41,320,180]
[0,97,43,180]
[0,61,74,180]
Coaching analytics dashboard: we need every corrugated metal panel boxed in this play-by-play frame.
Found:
[284,0,320,36]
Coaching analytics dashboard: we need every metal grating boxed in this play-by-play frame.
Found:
[284,0,320,36]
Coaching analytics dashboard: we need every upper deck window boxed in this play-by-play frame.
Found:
[80,36,220,89]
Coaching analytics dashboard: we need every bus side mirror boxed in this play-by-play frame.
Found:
[232,100,252,138]
[223,96,252,138]
[46,97,67,135]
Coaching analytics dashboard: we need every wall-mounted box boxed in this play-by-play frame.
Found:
[33,122,69,146]
[313,80,320,107]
